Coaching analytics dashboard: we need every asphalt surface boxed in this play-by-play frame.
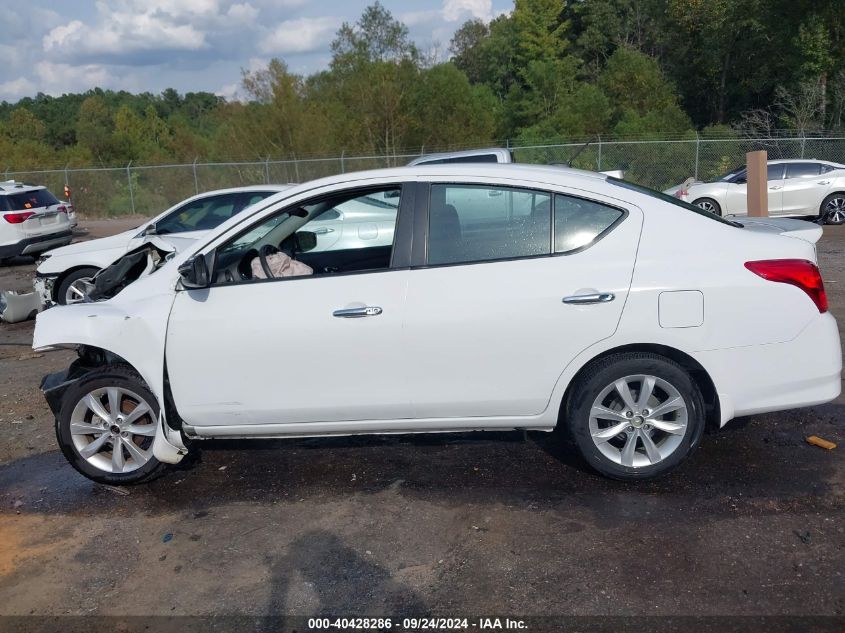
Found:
[0,218,843,626]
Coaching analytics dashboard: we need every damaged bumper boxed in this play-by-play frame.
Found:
[33,273,57,307]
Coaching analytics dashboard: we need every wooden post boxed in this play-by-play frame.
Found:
[746,150,768,216]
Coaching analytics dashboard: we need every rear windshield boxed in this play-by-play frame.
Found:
[0,189,60,212]
[418,154,501,165]
[608,178,741,227]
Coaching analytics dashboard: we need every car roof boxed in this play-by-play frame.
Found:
[292,163,609,190]
[193,184,292,196]
[767,159,845,167]
[0,181,46,195]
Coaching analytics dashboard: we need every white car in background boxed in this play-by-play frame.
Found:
[668,159,845,223]
[35,185,290,306]
[0,181,73,263]
[33,165,841,485]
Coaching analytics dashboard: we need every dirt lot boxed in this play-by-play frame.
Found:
[0,218,843,625]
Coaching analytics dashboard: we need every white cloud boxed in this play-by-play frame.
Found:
[259,16,341,55]
[0,77,38,101]
[216,82,241,101]
[442,0,493,22]
[34,62,117,95]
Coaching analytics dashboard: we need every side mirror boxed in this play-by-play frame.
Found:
[178,254,210,289]
[295,230,318,252]
[142,222,157,236]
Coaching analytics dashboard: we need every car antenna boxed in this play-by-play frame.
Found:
[567,138,594,167]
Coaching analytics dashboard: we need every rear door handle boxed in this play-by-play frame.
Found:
[562,293,615,305]
[818,181,831,185]
[312,227,335,235]
[333,306,383,318]
[769,185,782,190]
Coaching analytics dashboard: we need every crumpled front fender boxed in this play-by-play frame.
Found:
[32,290,187,464]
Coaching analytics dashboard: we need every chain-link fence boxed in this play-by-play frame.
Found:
[5,135,845,218]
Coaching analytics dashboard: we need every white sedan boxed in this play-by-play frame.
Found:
[34,185,290,306]
[33,165,841,484]
[668,159,845,223]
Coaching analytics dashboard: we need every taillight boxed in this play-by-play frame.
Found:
[745,259,828,313]
[3,211,36,224]
[57,205,67,213]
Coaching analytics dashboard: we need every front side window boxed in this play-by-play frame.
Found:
[767,164,785,181]
[212,187,400,283]
[156,192,248,235]
[786,163,822,179]
[427,184,551,265]
[555,195,624,253]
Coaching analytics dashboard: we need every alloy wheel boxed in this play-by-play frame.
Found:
[825,196,845,224]
[69,386,156,474]
[588,374,688,468]
[65,277,95,304]
[695,199,719,215]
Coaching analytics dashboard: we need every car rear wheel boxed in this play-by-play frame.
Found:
[565,353,705,480]
[820,193,845,225]
[692,197,722,216]
[56,365,168,485]
[56,267,99,305]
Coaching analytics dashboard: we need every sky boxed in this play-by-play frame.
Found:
[0,0,512,103]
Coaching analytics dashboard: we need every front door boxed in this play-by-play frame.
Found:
[165,185,411,428]
[402,183,642,419]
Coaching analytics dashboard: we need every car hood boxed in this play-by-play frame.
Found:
[47,229,138,257]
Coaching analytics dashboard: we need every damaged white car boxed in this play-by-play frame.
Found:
[34,165,841,484]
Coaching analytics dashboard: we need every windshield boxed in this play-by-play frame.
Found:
[608,178,742,227]
[716,166,745,182]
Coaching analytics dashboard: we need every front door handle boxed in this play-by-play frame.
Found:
[562,293,615,305]
[818,181,831,185]
[333,306,383,318]
[312,226,335,235]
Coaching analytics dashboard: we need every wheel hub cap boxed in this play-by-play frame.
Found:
[588,374,689,468]
[69,386,156,474]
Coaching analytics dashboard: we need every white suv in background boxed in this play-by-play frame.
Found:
[35,185,290,306]
[0,181,73,263]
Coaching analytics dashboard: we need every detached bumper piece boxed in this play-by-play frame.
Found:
[0,290,43,323]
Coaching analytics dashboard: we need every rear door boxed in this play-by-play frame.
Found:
[781,162,825,215]
[402,181,642,419]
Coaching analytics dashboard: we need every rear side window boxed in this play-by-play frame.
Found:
[3,189,59,211]
[555,195,624,253]
[427,184,551,265]
[821,164,837,174]
[786,163,822,178]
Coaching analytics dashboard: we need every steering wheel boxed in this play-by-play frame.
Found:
[258,244,280,279]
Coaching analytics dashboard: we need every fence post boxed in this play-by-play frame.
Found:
[340,150,345,174]
[293,155,300,182]
[597,135,602,171]
[192,157,199,194]
[694,132,701,180]
[264,156,270,184]
[801,136,806,158]
[127,161,136,215]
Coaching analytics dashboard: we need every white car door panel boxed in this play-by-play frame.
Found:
[166,272,410,426]
[403,185,643,419]
[781,163,825,215]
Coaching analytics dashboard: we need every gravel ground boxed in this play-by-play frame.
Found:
[0,217,842,627]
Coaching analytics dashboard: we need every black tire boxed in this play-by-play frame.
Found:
[56,365,169,485]
[55,267,99,305]
[820,193,845,225]
[564,352,705,481]
[692,197,722,216]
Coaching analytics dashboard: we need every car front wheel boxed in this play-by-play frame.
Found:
[56,267,99,305]
[566,353,705,480]
[820,193,845,225]
[692,197,722,216]
[56,365,168,485]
